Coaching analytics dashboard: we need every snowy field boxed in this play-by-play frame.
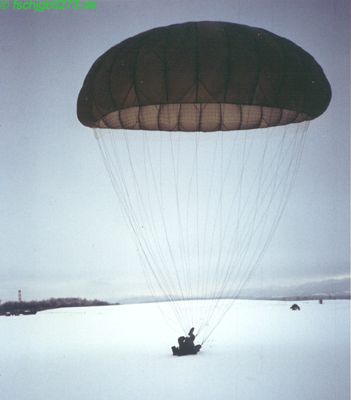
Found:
[0,300,349,400]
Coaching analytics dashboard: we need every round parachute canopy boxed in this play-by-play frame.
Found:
[77,21,331,131]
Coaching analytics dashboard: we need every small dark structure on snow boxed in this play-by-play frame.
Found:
[290,303,301,311]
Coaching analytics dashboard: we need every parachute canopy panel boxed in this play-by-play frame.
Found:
[77,21,331,131]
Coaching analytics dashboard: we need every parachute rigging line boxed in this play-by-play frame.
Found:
[94,121,308,341]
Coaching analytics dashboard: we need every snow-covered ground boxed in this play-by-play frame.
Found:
[0,300,349,400]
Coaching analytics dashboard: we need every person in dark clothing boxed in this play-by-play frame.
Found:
[172,327,202,356]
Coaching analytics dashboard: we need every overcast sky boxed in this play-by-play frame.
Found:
[0,0,349,302]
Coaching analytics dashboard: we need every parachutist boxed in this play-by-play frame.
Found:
[171,327,202,356]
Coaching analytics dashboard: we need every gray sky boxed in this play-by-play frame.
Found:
[0,0,349,302]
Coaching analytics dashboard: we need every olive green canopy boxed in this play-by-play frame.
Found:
[77,21,331,131]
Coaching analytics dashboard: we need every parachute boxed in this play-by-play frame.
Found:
[77,21,331,342]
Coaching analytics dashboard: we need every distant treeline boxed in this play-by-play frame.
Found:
[0,297,115,316]
[268,294,351,301]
